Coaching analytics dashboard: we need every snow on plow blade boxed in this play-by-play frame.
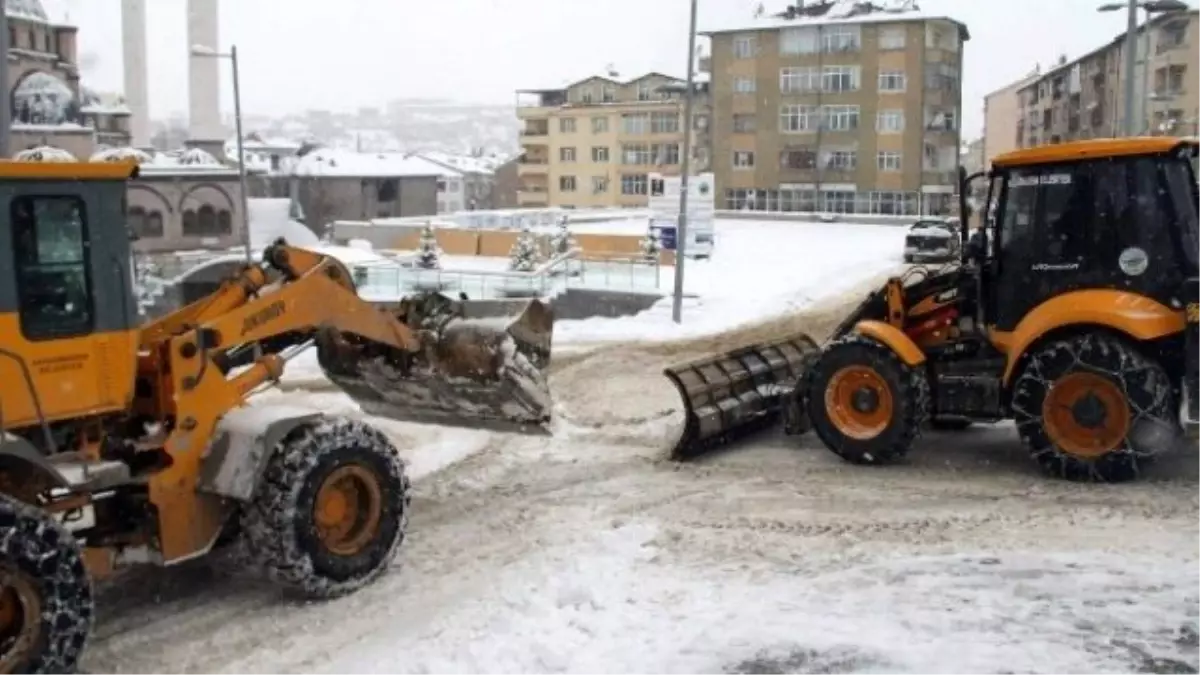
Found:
[663,333,818,460]
[317,297,555,434]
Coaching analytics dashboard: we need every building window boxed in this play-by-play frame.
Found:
[877,151,902,172]
[876,109,905,133]
[637,83,655,101]
[780,148,817,170]
[733,150,755,169]
[879,26,906,50]
[592,176,609,194]
[821,190,857,213]
[733,35,757,58]
[145,210,164,237]
[822,65,860,92]
[591,146,609,162]
[733,77,756,94]
[823,150,857,171]
[621,113,650,134]
[621,173,648,195]
[560,147,576,162]
[822,26,860,52]
[780,26,818,55]
[592,116,609,133]
[926,108,957,131]
[822,105,860,131]
[578,88,594,104]
[655,143,680,165]
[559,117,576,133]
[218,209,232,233]
[559,176,577,192]
[622,144,652,165]
[781,104,818,132]
[780,66,819,93]
[650,111,679,134]
[878,71,906,93]
[733,114,756,133]
[601,86,616,102]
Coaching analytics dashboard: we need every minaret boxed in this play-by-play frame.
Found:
[186,0,223,151]
[121,0,151,148]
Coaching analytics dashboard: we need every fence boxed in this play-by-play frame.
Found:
[352,249,662,301]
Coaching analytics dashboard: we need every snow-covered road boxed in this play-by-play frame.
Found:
[84,220,1199,673]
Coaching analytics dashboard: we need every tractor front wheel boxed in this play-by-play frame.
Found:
[240,417,411,599]
[0,495,92,674]
[1012,333,1174,482]
[805,335,930,465]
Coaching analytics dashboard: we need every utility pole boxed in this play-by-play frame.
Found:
[1122,0,1138,136]
[0,0,11,158]
[671,0,699,324]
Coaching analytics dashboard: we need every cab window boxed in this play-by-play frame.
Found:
[10,195,94,339]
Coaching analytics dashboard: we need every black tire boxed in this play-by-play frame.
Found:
[1011,333,1174,483]
[240,417,411,599]
[930,417,972,431]
[0,495,92,674]
[804,334,930,465]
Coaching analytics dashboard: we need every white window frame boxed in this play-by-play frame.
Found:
[733,113,756,133]
[780,66,819,93]
[650,111,680,134]
[779,26,818,55]
[822,65,860,92]
[823,150,857,171]
[780,104,818,133]
[733,35,757,58]
[559,176,577,192]
[733,150,755,169]
[591,116,608,133]
[877,151,902,172]
[821,26,860,53]
[591,146,609,162]
[559,147,576,162]
[559,117,576,133]
[878,70,906,93]
[620,173,648,195]
[591,176,608,194]
[876,109,905,133]
[733,76,756,94]
[621,113,650,134]
[821,105,860,132]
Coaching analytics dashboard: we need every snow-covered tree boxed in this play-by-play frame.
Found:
[548,216,577,256]
[508,226,541,272]
[415,223,442,270]
[639,228,662,263]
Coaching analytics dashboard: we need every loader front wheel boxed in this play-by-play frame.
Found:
[805,335,929,465]
[0,495,92,674]
[240,417,411,600]
[1012,333,1173,483]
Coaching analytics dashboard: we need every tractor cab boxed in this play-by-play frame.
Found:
[963,137,1198,333]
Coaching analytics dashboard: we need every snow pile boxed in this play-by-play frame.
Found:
[91,146,153,164]
[553,220,907,346]
[247,198,319,249]
[133,257,169,316]
[14,145,76,162]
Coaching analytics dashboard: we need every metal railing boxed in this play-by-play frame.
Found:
[352,249,662,301]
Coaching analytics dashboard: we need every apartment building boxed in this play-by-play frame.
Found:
[515,71,711,208]
[982,71,1040,167]
[703,1,969,217]
[1017,9,1198,148]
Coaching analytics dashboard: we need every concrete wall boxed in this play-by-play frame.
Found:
[297,175,439,234]
[128,173,246,253]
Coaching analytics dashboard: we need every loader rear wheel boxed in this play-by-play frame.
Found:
[0,495,91,674]
[805,335,930,465]
[240,417,411,600]
[1012,333,1173,483]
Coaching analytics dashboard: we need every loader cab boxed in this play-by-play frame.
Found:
[0,160,142,432]
[972,137,1198,332]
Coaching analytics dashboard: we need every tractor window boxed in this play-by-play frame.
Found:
[1163,158,1199,270]
[10,195,94,340]
[999,166,1091,266]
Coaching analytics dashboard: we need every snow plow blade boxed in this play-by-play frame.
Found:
[316,294,555,435]
[664,333,818,460]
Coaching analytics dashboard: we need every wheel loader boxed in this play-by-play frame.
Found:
[665,136,1198,483]
[0,160,555,672]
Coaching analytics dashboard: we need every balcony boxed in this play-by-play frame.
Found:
[517,158,549,175]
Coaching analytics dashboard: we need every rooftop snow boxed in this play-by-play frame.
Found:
[700,0,968,38]
[291,149,449,178]
[524,70,687,93]
[7,0,48,23]
[14,145,75,162]
[248,198,320,250]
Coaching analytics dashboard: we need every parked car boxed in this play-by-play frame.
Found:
[903,218,961,264]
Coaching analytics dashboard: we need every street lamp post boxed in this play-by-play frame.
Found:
[672,0,700,324]
[1097,0,1190,136]
[191,43,253,265]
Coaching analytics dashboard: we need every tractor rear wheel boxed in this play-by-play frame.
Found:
[805,334,930,465]
[240,417,411,599]
[1012,333,1174,482]
[0,495,92,674]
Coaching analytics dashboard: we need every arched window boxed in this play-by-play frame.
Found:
[198,205,217,234]
[127,206,146,239]
[182,208,198,235]
[217,209,233,234]
[146,211,164,237]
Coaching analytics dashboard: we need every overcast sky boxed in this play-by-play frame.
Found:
[46,0,1196,138]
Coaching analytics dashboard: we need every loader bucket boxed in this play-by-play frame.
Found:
[663,333,819,460]
[316,296,555,434]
